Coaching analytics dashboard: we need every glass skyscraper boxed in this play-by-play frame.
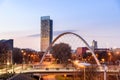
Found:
[41,16,53,51]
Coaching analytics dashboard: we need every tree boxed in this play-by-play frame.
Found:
[51,43,71,65]
[13,48,22,64]
[23,48,40,63]
[13,48,39,64]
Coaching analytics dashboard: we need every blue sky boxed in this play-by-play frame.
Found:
[0,0,120,51]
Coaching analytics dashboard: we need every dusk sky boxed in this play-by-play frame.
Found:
[0,0,120,51]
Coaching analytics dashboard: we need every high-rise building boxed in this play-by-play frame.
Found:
[41,16,53,51]
[92,40,98,50]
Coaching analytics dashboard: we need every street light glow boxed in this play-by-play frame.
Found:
[7,62,10,65]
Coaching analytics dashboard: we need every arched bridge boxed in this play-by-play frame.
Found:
[40,32,101,66]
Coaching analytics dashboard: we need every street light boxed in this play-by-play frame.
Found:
[68,59,76,80]
[74,61,91,80]
[6,62,10,73]
[30,54,34,63]
[104,65,107,80]
[21,50,26,70]
[7,62,10,65]
[108,52,111,63]
[21,50,23,70]
[79,63,90,80]
[116,51,120,55]
[101,58,105,63]
[64,74,67,80]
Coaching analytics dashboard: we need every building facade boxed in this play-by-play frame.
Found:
[41,16,53,51]
[0,39,13,64]
[76,47,88,56]
[92,40,98,50]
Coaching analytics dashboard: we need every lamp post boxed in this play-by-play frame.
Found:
[79,65,86,80]
[74,60,91,80]
[68,59,75,80]
[64,74,67,80]
[83,66,85,80]
[6,61,10,73]
[21,50,26,70]
[23,52,26,69]
[108,52,111,64]
[21,50,23,70]
[104,65,107,80]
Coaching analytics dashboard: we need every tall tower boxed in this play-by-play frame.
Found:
[92,40,98,50]
[41,16,53,51]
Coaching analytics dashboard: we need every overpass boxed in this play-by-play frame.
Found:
[7,65,120,80]
[21,67,120,75]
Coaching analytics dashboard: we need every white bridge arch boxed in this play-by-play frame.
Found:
[40,32,101,66]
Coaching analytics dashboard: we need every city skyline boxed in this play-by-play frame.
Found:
[0,0,120,51]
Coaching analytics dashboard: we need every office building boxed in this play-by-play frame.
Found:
[41,16,53,51]
[76,47,88,56]
[0,39,13,64]
[92,40,98,50]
